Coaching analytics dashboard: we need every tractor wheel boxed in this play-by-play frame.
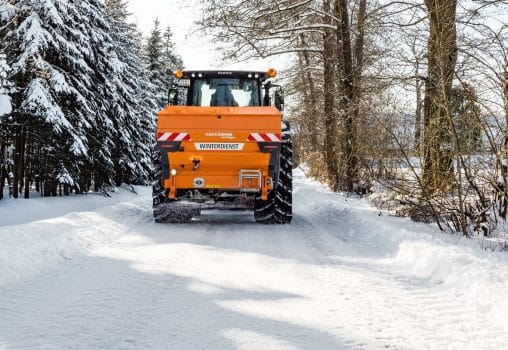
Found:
[152,147,193,223]
[152,146,166,210]
[254,122,292,224]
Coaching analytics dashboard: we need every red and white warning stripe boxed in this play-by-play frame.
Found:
[247,133,281,142]
[157,132,191,141]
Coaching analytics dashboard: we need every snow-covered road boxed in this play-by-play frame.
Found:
[1,170,508,350]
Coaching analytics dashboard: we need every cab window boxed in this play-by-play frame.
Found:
[191,78,260,107]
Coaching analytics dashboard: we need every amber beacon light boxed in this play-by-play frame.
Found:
[174,69,184,79]
[267,68,277,78]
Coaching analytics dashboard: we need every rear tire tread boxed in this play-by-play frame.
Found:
[254,122,293,224]
[152,146,193,224]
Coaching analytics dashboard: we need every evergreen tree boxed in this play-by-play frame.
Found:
[162,25,183,85]
[144,20,182,109]
[0,49,14,201]
[0,0,165,198]
[146,18,164,75]
[0,0,99,195]
[78,0,121,190]
[145,18,168,107]
[105,0,129,22]
[162,26,182,72]
[104,0,158,186]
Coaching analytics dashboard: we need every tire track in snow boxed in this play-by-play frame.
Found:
[289,200,507,349]
[285,212,480,349]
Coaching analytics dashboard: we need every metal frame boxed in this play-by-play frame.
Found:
[239,169,262,192]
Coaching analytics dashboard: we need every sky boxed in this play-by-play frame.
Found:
[127,0,283,71]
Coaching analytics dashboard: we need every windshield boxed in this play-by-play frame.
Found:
[191,78,260,107]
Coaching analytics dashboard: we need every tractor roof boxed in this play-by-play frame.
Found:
[176,69,277,81]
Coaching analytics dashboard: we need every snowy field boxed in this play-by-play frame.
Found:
[1,169,507,349]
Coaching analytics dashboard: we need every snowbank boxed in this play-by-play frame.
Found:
[0,187,149,287]
[0,188,141,226]
[296,168,508,270]
[294,169,508,331]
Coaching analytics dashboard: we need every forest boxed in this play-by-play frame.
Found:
[2,0,508,238]
[0,0,181,198]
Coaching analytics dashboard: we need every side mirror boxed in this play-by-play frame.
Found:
[274,89,284,111]
[168,89,178,105]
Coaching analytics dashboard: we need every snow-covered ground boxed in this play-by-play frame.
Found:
[1,169,507,349]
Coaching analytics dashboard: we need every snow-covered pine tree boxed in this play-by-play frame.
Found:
[104,0,129,20]
[146,18,164,75]
[0,49,14,201]
[104,0,158,186]
[145,18,169,108]
[77,0,124,190]
[129,29,159,185]
[0,0,160,197]
[0,0,98,196]
[162,26,183,84]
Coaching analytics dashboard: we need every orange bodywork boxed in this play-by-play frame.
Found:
[157,106,282,200]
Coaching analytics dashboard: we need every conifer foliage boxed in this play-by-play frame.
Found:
[0,50,13,200]
[162,26,183,76]
[145,18,183,108]
[0,0,181,199]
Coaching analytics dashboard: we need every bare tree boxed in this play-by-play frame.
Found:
[422,0,458,192]
[199,0,380,192]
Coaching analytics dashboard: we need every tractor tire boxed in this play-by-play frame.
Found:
[152,147,166,209]
[152,146,193,223]
[254,122,292,224]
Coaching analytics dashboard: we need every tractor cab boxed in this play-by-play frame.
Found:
[168,69,284,111]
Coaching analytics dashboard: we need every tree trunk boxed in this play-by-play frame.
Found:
[334,0,365,191]
[43,180,50,197]
[323,0,340,191]
[12,126,21,199]
[350,0,366,190]
[504,63,508,155]
[504,64,508,120]
[296,52,313,156]
[24,131,31,199]
[501,64,508,219]
[19,126,26,197]
[0,142,5,201]
[422,0,458,193]
[298,41,320,153]
[415,61,423,152]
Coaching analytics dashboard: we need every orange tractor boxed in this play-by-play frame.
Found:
[152,69,292,223]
